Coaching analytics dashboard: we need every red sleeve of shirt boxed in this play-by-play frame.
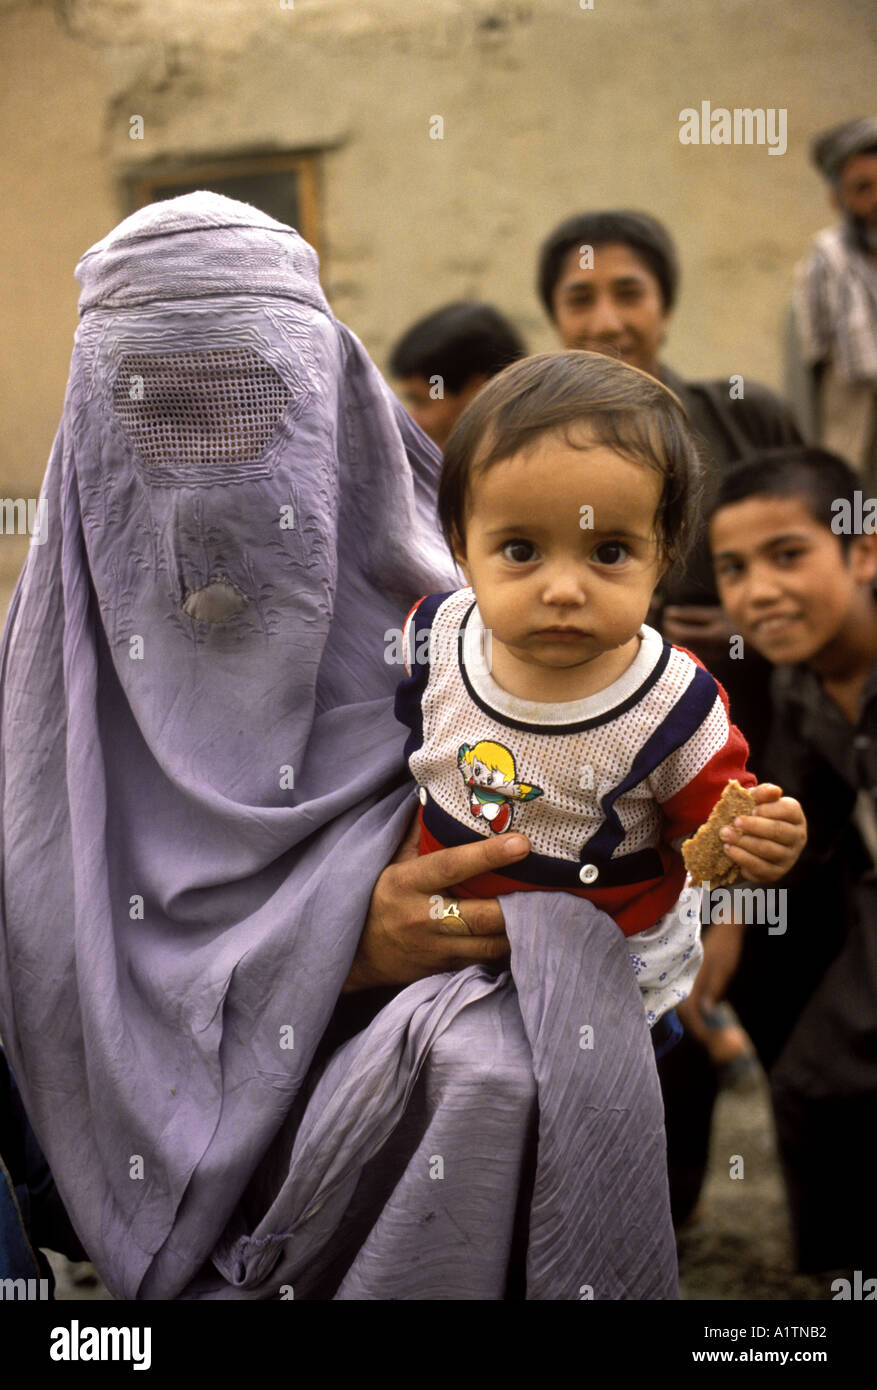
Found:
[658,646,758,843]
[400,595,427,677]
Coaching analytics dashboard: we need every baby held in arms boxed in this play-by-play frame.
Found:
[394,351,806,1047]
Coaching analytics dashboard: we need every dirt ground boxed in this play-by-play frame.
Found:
[676,1067,828,1301]
[44,1061,833,1303]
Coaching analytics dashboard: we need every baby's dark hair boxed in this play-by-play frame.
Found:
[438,350,703,569]
[707,446,862,550]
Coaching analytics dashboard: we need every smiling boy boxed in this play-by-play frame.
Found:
[709,447,877,742]
[708,444,877,1271]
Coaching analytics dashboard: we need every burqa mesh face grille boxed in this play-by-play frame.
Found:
[112,348,291,470]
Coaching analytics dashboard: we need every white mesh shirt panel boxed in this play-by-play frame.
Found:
[410,592,707,864]
[648,693,731,803]
[414,716,669,861]
[112,348,291,472]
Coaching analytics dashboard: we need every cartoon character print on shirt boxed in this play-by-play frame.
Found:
[457,740,543,834]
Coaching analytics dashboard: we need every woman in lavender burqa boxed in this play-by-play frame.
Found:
[0,194,677,1300]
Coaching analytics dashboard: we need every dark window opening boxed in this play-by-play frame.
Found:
[124,152,322,261]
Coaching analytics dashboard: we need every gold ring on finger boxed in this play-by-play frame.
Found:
[440,901,473,933]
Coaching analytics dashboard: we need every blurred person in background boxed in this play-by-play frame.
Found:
[789,117,877,489]
[390,301,526,448]
[707,446,877,1273]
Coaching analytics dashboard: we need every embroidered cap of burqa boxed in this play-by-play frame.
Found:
[0,194,678,1300]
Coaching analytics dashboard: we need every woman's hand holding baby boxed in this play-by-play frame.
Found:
[343,810,531,992]
[718,783,807,882]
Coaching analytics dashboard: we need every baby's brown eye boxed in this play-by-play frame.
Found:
[594,541,629,565]
[502,540,537,564]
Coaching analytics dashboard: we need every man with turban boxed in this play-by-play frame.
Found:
[791,117,877,485]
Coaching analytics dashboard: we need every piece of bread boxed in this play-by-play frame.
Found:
[682,779,757,887]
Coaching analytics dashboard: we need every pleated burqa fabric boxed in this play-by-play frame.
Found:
[0,194,677,1299]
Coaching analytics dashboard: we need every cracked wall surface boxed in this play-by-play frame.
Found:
[1,0,876,496]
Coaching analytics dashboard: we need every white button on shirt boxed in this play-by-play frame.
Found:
[579,864,599,884]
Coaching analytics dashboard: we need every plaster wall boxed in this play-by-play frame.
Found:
[1,0,875,505]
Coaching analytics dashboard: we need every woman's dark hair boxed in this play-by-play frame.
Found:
[706,446,862,551]
[537,211,680,318]
[388,301,526,394]
[438,350,703,570]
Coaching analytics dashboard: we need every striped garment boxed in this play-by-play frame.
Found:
[793,225,877,385]
[395,588,757,1022]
